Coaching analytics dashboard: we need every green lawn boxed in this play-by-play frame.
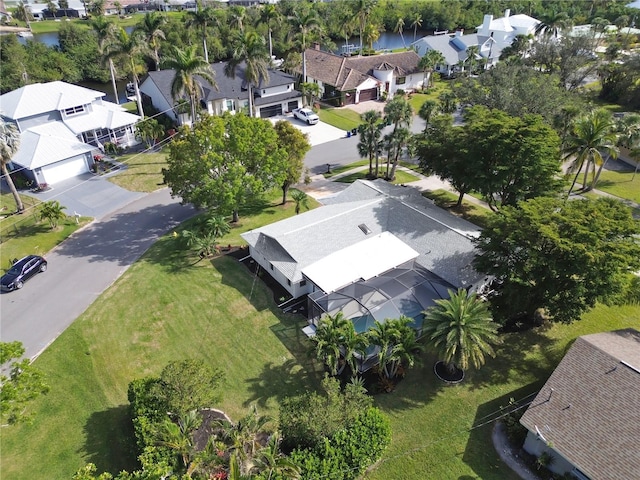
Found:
[594,169,640,203]
[0,193,91,266]
[108,150,169,193]
[408,81,450,113]
[323,159,370,178]
[25,12,186,33]
[317,107,362,131]
[335,169,419,185]
[422,189,492,228]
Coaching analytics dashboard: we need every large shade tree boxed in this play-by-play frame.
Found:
[162,44,216,124]
[0,119,24,213]
[274,120,311,205]
[473,197,640,324]
[422,289,499,375]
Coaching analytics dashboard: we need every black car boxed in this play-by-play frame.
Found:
[1,255,47,291]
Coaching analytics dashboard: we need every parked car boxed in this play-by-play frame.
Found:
[292,107,319,125]
[1,255,47,292]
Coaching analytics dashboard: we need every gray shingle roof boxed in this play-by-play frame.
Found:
[242,180,482,288]
[520,329,640,480]
[302,49,421,91]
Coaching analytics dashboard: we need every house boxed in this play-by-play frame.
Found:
[139,62,302,124]
[25,0,85,19]
[241,180,486,335]
[0,81,140,185]
[300,47,423,105]
[519,329,640,480]
[412,9,539,76]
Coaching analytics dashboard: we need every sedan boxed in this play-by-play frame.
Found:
[1,255,47,292]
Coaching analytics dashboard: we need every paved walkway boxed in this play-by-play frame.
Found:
[492,422,541,480]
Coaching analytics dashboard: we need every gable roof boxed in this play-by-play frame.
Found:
[302,49,421,91]
[242,180,483,289]
[0,81,104,120]
[142,62,297,107]
[520,329,640,480]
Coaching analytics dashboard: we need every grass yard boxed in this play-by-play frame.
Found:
[422,189,491,228]
[324,159,370,178]
[408,81,450,113]
[0,193,91,266]
[317,106,362,131]
[594,169,640,203]
[108,150,169,193]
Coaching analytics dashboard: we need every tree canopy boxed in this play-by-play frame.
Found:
[274,120,311,205]
[473,196,640,324]
[163,114,288,222]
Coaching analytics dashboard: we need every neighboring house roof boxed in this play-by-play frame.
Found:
[242,179,483,290]
[520,329,640,480]
[0,81,103,120]
[507,13,540,30]
[302,49,421,91]
[142,62,297,107]
[412,33,499,66]
[12,122,94,169]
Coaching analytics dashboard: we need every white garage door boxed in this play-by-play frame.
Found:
[41,156,89,185]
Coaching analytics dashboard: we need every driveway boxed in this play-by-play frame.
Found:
[24,173,145,220]
[0,188,195,360]
[270,114,346,146]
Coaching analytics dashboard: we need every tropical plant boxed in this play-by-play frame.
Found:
[90,16,119,104]
[135,12,166,71]
[615,113,640,180]
[300,82,320,107]
[357,109,383,177]
[418,49,445,88]
[383,126,411,180]
[0,119,24,213]
[422,288,500,375]
[410,12,422,42]
[225,31,270,117]
[40,200,67,229]
[288,6,320,82]
[260,4,280,59]
[465,45,480,75]
[418,99,439,129]
[383,95,412,179]
[186,1,218,64]
[135,117,164,148]
[563,109,619,195]
[228,5,246,32]
[366,316,418,382]
[438,90,457,114]
[156,409,201,472]
[252,433,301,479]
[354,0,376,54]
[394,16,406,48]
[162,44,216,124]
[106,28,150,118]
[312,312,351,376]
[535,12,572,39]
[14,1,34,23]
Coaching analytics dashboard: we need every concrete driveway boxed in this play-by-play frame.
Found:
[24,173,145,220]
[270,114,346,146]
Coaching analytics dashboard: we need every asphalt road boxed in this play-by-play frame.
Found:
[0,189,195,360]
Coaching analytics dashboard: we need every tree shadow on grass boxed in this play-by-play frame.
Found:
[82,404,140,476]
[463,382,544,480]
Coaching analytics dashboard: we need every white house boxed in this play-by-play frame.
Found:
[412,9,540,76]
[139,62,302,125]
[0,81,140,185]
[300,47,424,105]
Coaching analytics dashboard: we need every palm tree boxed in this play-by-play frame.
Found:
[106,28,149,118]
[422,288,500,375]
[363,22,383,52]
[386,322,422,379]
[135,117,164,148]
[136,12,166,71]
[357,109,383,177]
[0,119,24,213]
[260,4,280,59]
[438,90,457,114]
[156,410,201,472]
[395,16,406,48]
[366,317,416,381]
[252,433,301,479]
[383,95,413,179]
[354,0,376,55]
[418,99,439,130]
[288,7,320,83]
[162,44,216,124]
[418,49,445,88]
[228,5,246,32]
[385,126,411,181]
[224,31,270,117]
[535,12,572,39]
[312,312,350,376]
[290,189,309,215]
[40,200,67,228]
[91,15,119,104]
[186,1,218,64]
[465,45,480,75]
[563,109,619,195]
[615,113,640,181]
[410,12,422,42]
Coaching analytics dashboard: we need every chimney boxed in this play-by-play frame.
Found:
[504,9,511,18]
[314,42,320,51]
[482,14,493,34]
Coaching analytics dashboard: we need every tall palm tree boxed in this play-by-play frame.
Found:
[228,5,246,32]
[385,126,411,181]
[383,95,413,179]
[418,49,445,88]
[312,312,350,376]
[563,109,618,195]
[0,119,24,213]
[410,12,422,42]
[395,16,406,48]
[422,288,500,375]
[534,12,572,39]
[260,4,280,59]
[225,31,270,117]
[363,22,383,52]
[357,109,383,177]
[354,0,376,55]
[186,1,218,64]
[91,15,119,104]
[162,45,216,124]
[288,7,320,83]
[135,11,166,71]
[106,28,150,118]
[418,99,439,130]
[465,45,480,75]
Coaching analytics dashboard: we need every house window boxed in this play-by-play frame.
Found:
[287,279,291,286]
[396,76,406,85]
[270,263,274,270]
[226,100,235,111]
[300,280,307,287]
[64,105,85,116]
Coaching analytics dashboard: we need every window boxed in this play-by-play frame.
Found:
[270,263,274,270]
[396,76,406,85]
[226,99,235,111]
[300,280,307,287]
[64,105,85,116]
[287,279,291,286]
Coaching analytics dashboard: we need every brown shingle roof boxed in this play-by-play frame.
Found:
[520,329,640,480]
[302,49,421,91]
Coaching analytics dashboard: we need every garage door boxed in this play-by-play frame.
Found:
[41,156,88,185]
[358,88,378,102]
[260,104,283,118]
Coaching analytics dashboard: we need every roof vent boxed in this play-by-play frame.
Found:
[358,223,372,235]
